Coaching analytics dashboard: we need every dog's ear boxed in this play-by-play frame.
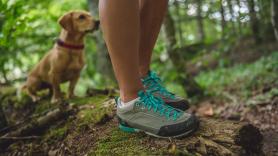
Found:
[58,12,73,31]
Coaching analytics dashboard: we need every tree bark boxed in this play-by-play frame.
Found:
[163,11,203,97]
[247,0,262,43]
[271,0,278,41]
[171,118,263,156]
[0,106,7,131]
[0,87,9,130]
[87,0,115,83]
[0,69,9,84]
[220,0,227,39]
[236,0,242,37]
[227,0,236,35]
[196,0,205,42]
[173,0,184,46]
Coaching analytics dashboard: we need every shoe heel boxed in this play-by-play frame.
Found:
[119,124,137,133]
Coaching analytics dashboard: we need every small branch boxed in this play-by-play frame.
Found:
[0,136,40,140]
[222,91,239,105]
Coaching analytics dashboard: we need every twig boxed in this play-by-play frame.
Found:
[222,91,239,105]
[0,136,41,140]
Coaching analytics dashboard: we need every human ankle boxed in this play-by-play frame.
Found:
[139,69,149,78]
[120,91,139,103]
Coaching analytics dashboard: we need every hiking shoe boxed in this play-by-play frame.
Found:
[116,90,199,138]
[142,71,190,111]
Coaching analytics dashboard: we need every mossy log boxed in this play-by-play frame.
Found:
[168,117,263,156]
[0,103,76,150]
[0,86,263,155]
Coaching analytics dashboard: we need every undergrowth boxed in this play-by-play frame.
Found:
[195,52,278,100]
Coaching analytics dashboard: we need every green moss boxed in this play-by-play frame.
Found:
[78,109,97,125]
[0,86,16,99]
[74,95,114,126]
[90,128,160,155]
[69,95,108,106]
[34,100,53,114]
[45,126,68,141]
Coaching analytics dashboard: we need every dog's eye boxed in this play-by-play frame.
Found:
[79,15,86,20]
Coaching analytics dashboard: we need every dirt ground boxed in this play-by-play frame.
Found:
[1,90,277,156]
[193,90,278,155]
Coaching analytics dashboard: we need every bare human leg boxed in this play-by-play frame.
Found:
[99,0,143,102]
[139,0,168,77]
[100,0,199,138]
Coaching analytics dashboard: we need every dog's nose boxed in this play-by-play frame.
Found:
[95,20,100,30]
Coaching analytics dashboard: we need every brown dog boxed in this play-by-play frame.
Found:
[22,10,99,103]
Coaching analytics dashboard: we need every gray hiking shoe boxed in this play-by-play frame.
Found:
[116,90,199,138]
[142,71,190,111]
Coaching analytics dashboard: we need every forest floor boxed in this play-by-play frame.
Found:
[1,42,277,156]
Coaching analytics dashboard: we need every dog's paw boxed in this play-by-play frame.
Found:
[51,97,61,104]
[32,96,40,102]
[68,94,77,99]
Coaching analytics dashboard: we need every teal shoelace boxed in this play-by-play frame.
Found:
[142,71,175,100]
[136,90,181,121]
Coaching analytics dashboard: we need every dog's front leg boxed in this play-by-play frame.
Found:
[50,72,62,103]
[68,75,80,99]
[26,87,40,102]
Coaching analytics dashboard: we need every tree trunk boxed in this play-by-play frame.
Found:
[0,87,9,130]
[236,0,243,36]
[87,0,115,83]
[247,0,262,43]
[1,69,9,84]
[271,0,278,41]
[173,0,184,46]
[0,106,7,131]
[163,11,203,97]
[196,0,205,42]
[227,0,236,35]
[172,118,263,155]
[220,0,227,39]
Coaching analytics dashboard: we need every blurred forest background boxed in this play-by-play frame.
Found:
[0,0,277,97]
[0,0,278,155]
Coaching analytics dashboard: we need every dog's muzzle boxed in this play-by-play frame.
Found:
[86,20,100,33]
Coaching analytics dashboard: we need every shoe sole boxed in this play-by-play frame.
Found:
[119,121,199,139]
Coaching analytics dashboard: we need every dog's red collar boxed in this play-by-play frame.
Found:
[56,39,84,50]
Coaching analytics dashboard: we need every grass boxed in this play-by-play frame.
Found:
[195,52,278,99]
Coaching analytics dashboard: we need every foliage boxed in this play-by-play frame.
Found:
[0,0,99,95]
[195,52,278,99]
[0,0,276,97]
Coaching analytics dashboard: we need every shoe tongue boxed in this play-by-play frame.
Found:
[149,71,157,78]
[138,90,147,98]
[137,90,179,119]
[142,71,156,80]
